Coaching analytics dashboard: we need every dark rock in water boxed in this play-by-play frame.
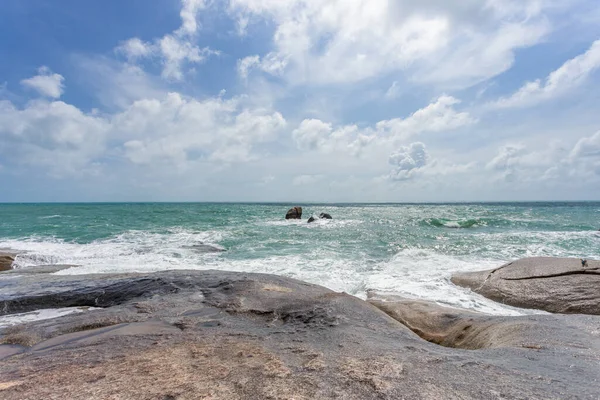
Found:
[0,252,16,271]
[319,213,332,219]
[285,206,302,219]
[451,257,600,315]
[1,270,600,398]
[307,216,316,223]
[183,244,226,253]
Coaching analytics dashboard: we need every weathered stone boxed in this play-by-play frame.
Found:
[368,293,596,350]
[451,257,600,315]
[0,269,599,399]
[285,206,302,219]
[319,213,332,219]
[307,216,316,223]
[0,252,16,272]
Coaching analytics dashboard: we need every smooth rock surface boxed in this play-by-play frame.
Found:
[451,257,600,315]
[0,252,16,272]
[1,269,599,399]
[285,206,302,219]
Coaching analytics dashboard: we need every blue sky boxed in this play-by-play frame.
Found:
[1,0,600,202]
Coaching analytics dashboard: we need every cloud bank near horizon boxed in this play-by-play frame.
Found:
[1,0,600,201]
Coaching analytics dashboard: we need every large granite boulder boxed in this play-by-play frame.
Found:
[452,257,600,315]
[1,268,599,398]
[285,206,302,219]
[0,252,16,271]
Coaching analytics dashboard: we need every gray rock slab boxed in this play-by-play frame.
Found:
[452,257,600,315]
[0,270,599,399]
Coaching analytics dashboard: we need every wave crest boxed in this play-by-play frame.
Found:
[425,218,484,229]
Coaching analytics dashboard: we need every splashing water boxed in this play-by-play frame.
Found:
[1,202,599,316]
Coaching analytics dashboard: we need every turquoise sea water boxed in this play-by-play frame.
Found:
[1,202,599,315]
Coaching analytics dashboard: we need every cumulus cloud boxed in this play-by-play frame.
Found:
[570,130,600,159]
[492,39,600,108]
[292,96,474,155]
[388,142,428,181]
[376,96,475,141]
[20,66,65,98]
[292,119,334,151]
[0,88,287,177]
[0,99,108,176]
[116,0,217,80]
[486,144,528,181]
[230,0,550,88]
[115,93,286,165]
[487,133,600,183]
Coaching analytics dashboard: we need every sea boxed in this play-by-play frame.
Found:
[1,202,599,316]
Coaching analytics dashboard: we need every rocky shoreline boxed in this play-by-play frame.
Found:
[1,258,599,399]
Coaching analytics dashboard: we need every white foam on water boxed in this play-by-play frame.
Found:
[0,307,98,328]
[2,225,593,317]
[365,248,538,316]
[262,219,363,229]
[1,229,225,273]
[38,214,62,219]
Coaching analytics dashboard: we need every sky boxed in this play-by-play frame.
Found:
[1,0,600,202]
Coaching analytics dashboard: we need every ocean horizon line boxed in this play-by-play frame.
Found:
[1,200,600,206]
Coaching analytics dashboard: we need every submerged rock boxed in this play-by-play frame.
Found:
[0,252,16,271]
[451,257,600,315]
[183,244,226,253]
[1,269,599,399]
[285,206,302,219]
[307,213,332,223]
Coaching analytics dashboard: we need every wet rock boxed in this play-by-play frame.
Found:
[183,244,226,253]
[451,257,600,315]
[319,213,332,219]
[0,252,16,272]
[307,216,316,223]
[285,206,302,219]
[0,270,599,399]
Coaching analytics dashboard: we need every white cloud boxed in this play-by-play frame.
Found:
[486,134,600,183]
[292,96,475,156]
[75,57,167,110]
[388,142,428,181]
[115,93,286,165]
[292,119,333,151]
[493,39,600,108]
[570,130,600,159]
[376,96,476,141]
[486,144,527,182]
[237,53,289,79]
[0,89,287,176]
[116,38,152,60]
[385,81,401,99]
[115,0,216,81]
[158,35,217,81]
[177,0,206,36]
[230,0,551,88]
[20,66,65,99]
[237,55,260,79]
[0,99,108,177]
